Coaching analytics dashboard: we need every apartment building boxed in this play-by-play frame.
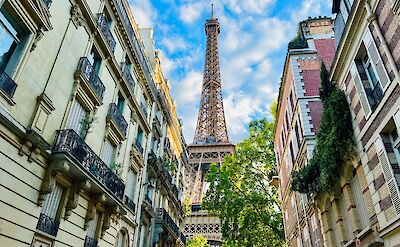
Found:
[274,17,336,247]
[328,0,400,245]
[0,0,186,246]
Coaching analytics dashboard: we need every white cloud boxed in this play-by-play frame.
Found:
[179,2,208,24]
[175,70,203,105]
[222,0,276,15]
[160,35,190,53]
[129,0,155,28]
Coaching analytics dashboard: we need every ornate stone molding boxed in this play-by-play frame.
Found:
[101,206,122,237]
[70,4,85,28]
[64,180,91,220]
[38,160,70,205]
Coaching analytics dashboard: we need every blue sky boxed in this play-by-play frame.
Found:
[129,0,332,143]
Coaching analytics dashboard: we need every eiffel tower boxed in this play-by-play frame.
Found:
[183,2,234,246]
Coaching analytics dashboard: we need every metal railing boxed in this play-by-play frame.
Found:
[121,63,136,94]
[135,140,144,154]
[52,129,125,200]
[84,236,98,247]
[124,195,136,213]
[140,102,148,118]
[111,0,158,98]
[36,213,60,236]
[0,72,17,98]
[97,14,116,52]
[155,208,180,239]
[76,57,105,102]
[107,103,128,137]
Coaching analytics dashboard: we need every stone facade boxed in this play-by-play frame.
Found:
[0,0,186,246]
[274,17,336,247]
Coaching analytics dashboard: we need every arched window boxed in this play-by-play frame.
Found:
[116,229,128,247]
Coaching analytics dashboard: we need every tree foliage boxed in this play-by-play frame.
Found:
[291,64,355,194]
[187,236,210,247]
[204,119,285,247]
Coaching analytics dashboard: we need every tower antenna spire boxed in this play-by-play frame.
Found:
[211,0,214,18]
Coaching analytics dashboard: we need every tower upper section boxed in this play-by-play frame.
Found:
[193,5,230,145]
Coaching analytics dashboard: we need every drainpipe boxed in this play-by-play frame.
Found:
[365,2,400,82]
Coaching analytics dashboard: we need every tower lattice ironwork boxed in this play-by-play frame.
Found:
[184,3,234,246]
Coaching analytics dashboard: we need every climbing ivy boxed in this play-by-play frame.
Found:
[291,63,355,194]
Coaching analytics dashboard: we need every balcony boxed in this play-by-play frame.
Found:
[52,129,125,200]
[172,184,179,199]
[163,168,173,185]
[121,64,136,94]
[36,213,60,236]
[107,103,128,138]
[97,14,116,53]
[124,195,136,213]
[84,236,98,247]
[155,208,181,240]
[180,232,187,245]
[0,72,17,99]
[75,57,105,104]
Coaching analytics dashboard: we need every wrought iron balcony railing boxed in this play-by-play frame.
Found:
[135,140,144,154]
[36,213,60,236]
[163,168,173,185]
[155,208,180,239]
[52,129,125,200]
[140,102,148,118]
[107,103,128,137]
[172,184,179,199]
[0,72,17,98]
[121,63,136,94]
[84,236,98,247]
[97,14,116,53]
[76,57,105,102]
[112,0,158,98]
[124,195,136,213]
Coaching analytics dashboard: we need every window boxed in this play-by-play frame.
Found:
[311,214,320,247]
[0,6,27,74]
[37,184,64,236]
[328,203,340,246]
[86,211,101,244]
[67,99,88,138]
[303,226,311,247]
[102,139,116,166]
[352,31,390,116]
[88,47,101,75]
[339,192,352,241]
[116,230,127,247]
[351,172,369,230]
[126,169,137,200]
[116,93,125,112]
[136,127,144,151]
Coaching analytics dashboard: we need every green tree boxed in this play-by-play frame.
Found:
[187,236,210,247]
[204,118,285,247]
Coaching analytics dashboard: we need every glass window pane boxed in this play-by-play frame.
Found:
[367,64,379,87]
[0,13,18,71]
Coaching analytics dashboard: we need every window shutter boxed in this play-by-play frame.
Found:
[126,170,137,199]
[351,63,371,116]
[351,174,369,228]
[375,138,400,214]
[41,184,63,219]
[67,99,87,134]
[102,139,116,166]
[364,30,390,89]
[87,212,100,238]
[311,215,320,247]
